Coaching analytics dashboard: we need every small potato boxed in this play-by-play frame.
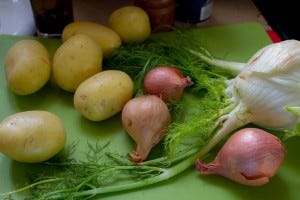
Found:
[52,34,103,92]
[74,70,134,121]
[0,111,66,163]
[62,21,121,57]
[108,6,151,43]
[4,39,51,95]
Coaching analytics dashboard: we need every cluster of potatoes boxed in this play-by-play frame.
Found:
[0,6,151,163]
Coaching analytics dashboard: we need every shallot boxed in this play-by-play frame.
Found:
[121,95,171,162]
[196,128,286,186]
[143,66,193,102]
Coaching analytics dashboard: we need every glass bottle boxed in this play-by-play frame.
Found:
[134,0,176,31]
[175,0,213,23]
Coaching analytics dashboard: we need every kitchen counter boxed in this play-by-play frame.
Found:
[73,0,270,29]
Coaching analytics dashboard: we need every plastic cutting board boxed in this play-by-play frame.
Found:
[1,22,300,200]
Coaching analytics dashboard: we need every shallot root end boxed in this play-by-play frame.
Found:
[195,159,223,175]
[184,76,194,87]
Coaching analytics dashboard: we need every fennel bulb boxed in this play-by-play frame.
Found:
[202,40,300,154]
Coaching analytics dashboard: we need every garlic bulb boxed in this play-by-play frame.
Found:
[199,40,300,157]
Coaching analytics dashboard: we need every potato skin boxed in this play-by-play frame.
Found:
[0,111,66,163]
[62,21,121,57]
[4,40,51,95]
[52,34,103,92]
[74,70,134,121]
[108,6,151,43]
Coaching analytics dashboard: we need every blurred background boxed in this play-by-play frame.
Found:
[0,0,298,40]
[252,0,299,40]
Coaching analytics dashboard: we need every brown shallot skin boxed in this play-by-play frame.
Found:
[196,128,286,186]
[143,66,193,102]
[121,95,171,162]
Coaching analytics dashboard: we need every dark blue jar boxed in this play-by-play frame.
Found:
[175,0,213,23]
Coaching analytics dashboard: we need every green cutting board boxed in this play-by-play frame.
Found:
[1,23,300,200]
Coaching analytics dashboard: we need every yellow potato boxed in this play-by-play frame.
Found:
[52,34,103,92]
[108,6,151,43]
[0,111,66,163]
[4,39,51,95]
[62,21,121,57]
[74,70,134,121]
